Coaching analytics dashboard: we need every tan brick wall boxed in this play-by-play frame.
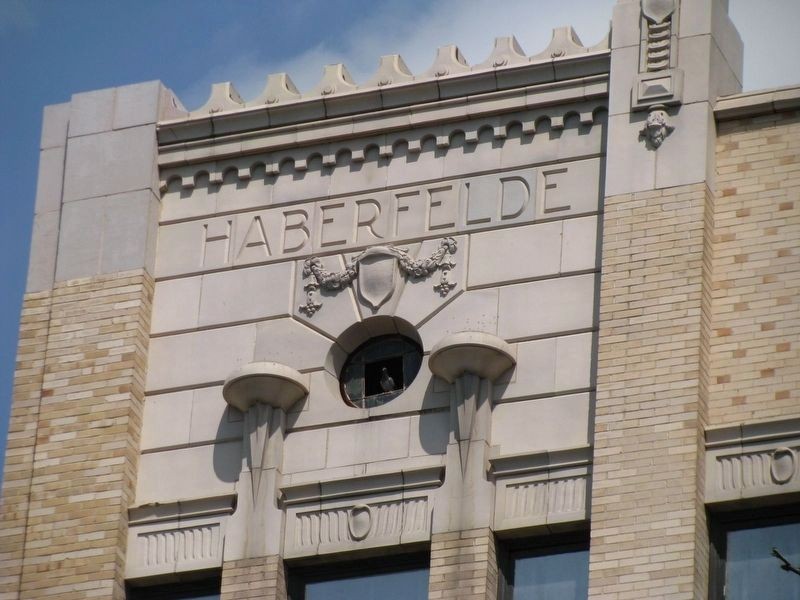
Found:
[0,292,53,600]
[221,556,286,600]
[0,271,153,599]
[588,184,709,599]
[708,111,800,425]
[428,529,497,600]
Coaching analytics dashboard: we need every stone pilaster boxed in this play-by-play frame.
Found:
[221,556,287,600]
[428,529,497,600]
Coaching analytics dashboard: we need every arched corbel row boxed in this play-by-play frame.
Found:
[159,103,608,192]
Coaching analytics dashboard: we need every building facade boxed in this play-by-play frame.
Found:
[2,1,799,598]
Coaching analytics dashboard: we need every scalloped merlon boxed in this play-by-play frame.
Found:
[307,64,357,98]
[191,82,245,116]
[530,26,588,61]
[423,45,470,78]
[365,55,414,87]
[247,73,301,107]
[476,36,528,70]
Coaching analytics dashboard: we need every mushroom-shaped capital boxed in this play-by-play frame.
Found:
[223,362,309,412]
[428,332,516,384]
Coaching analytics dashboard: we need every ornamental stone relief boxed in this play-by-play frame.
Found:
[299,237,457,315]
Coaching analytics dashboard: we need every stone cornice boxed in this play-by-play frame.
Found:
[157,54,609,169]
[157,75,608,177]
[715,84,800,121]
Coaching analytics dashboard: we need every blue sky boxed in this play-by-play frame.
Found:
[0,0,799,480]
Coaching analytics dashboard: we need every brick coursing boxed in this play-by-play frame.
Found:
[588,184,709,599]
[709,111,800,425]
[0,272,153,599]
[221,555,286,600]
[428,529,497,600]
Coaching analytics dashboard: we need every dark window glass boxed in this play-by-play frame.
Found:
[127,576,220,599]
[710,510,800,600]
[340,335,422,408]
[501,535,589,600]
[288,554,429,600]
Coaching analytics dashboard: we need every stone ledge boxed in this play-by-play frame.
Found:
[715,84,800,121]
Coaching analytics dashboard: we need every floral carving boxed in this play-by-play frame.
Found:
[298,237,458,315]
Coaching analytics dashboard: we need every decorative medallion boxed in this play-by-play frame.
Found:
[770,447,797,484]
[299,237,457,315]
[348,504,373,541]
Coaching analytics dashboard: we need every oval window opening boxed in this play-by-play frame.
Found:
[340,335,422,408]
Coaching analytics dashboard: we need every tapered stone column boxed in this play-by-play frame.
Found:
[221,362,309,600]
[428,332,515,600]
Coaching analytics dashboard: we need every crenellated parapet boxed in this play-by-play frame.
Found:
[183,28,608,119]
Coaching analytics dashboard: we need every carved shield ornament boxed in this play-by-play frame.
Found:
[641,0,676,23]
[357,247,398,310]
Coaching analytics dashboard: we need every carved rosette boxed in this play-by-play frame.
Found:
[299,237,458,315]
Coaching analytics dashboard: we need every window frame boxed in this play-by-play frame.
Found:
[709,504,800,600]
[339,334,423,409]
[126,574,221,600]
[287,551,430,600]
[498,531,590,600]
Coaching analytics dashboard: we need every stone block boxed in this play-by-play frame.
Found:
[283,428,329,474]
[151,277,202,334]
[494,337,557,401]
[199,262,293,327]
[604,112,656,196]
[468,221,562,287]
[135,441,241,504]
[611,0,644,50]
[654,102,713,189]
[54,196,103,281]
[100,189,159,274]
[536,157,602,218]
[34,146,65,214]
[325,417,411,469]
[418,289,499,350]
[561,216,599,272]
[26,209,60,293]
[62,125,157,202]
[113,81,163,129]
[69,88,115,137]
[607,45,639,118]
[254,318,335,373]
[40,102,70,149]
[491,392,591,455]
[146,323,257,392]
[409,411,449,457]
[141,390,193,450]
[554,332,594,391]
[497,274,596,341]
[190,386,242,444]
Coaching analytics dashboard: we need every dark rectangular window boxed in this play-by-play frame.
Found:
[287,553,429,600]
[500,533,589,600]
[710,508,800,600]
[127,575,220,599]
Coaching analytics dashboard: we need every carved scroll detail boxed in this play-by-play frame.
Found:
[299,237,458,315]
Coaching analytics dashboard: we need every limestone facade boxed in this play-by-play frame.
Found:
[2,1,799,599]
